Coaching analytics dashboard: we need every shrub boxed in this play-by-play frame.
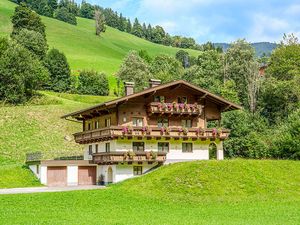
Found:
[77,70,109,96]
[44,48,71,92]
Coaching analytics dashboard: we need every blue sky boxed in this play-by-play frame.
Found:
[78,0,300,44]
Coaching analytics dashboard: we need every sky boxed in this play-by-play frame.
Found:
[77,0,300,44]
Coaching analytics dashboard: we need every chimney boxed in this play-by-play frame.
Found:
[124,82,134,96]
[149,79,161,88]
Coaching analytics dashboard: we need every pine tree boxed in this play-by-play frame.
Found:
[131,18,143,38]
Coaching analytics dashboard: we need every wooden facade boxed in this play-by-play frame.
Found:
[62,80,242,165]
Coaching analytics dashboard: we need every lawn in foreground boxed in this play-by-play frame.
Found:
[0,160,299,224]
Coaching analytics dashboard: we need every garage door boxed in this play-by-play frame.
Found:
[78,166,96,185]
[47,166,67,187]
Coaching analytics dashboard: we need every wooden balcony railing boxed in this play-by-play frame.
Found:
[74,126,230,144]
[92,151,167,164]
[147,102,204,116]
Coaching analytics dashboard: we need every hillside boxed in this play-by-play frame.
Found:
[0,160,299,224]
[0,0,199,87]
[0,91,115,163]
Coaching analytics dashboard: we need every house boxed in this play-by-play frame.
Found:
[27,79,241,186]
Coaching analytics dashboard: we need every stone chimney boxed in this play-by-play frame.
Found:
[124,82,134,96]
[149,79,161,88]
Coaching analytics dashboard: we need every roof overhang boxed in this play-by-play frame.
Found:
[61,80,242,120]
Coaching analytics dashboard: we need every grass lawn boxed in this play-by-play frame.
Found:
[0,160,299,224]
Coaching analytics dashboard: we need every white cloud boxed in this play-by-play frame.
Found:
[247,13,290,42]
[285,4,300,15]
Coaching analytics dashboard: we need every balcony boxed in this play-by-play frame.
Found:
[74,126,230,144]
[92,151,167,165]
[147,102,203,116]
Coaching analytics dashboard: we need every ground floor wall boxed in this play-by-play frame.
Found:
[83,137,224,162]
[29,161,157,186]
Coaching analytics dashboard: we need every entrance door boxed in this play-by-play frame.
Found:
[78,166,96,185]
[209,143,217,159]
[47,166,67,187]
[107,167,113,183]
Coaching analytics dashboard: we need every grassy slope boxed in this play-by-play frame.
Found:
[0,156,41,188]
[0,160,299,224]
[0,91,114,163]
[0,0,200,90]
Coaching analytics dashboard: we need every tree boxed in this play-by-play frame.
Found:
[150,55,184,83]
[126,19,132,33]
[95,10,106,36]
[11,3,46,38]
[80,1,94,19]
[0,38,49,104]
[183,65,222,94]
[117,51,152,92]
[54,7,77,25]
[27,0,53,17]
[131,18,143,38]
[12,28,48,60]
[247,61,261,113]
[44,48,71,92]
[175,50,190,68]
[260,34,300,124]
[48,0,58,14]
[77,70,109,96]
[224,39,256,107]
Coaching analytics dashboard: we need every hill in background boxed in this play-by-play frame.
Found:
[214,42,278,56]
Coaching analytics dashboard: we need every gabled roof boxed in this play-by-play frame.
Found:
[61,80,242,119]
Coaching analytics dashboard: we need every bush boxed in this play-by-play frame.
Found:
[77,71,109,96]
[44,48,71,92]
[54,7,77,25]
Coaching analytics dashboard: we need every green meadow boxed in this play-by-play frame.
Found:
[0,160,299,224]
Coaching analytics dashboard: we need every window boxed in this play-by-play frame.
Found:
[154,96,165,102]
[182,119,192,128]
[95,144,98,153]
[133,142,144,151]
[133,117,144,127]
[105,118,111,127]
[158,142,169,152]
[105,143,110,153]
[182,143,193,153]
[133,166,143,175]
[94,121,99,129]
[178,96,187,103]
[157,118,169,127]
[88,145,93,155]
[87,123,91,130]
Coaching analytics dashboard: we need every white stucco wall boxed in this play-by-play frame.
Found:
[67,165,78,186]
[40,165,47,185]
[29,164,40,178]
[83,138,224,163]
[96,163,157,183]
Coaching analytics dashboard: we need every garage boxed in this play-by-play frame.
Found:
[47,166,67,187]
[78,166,96,185]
